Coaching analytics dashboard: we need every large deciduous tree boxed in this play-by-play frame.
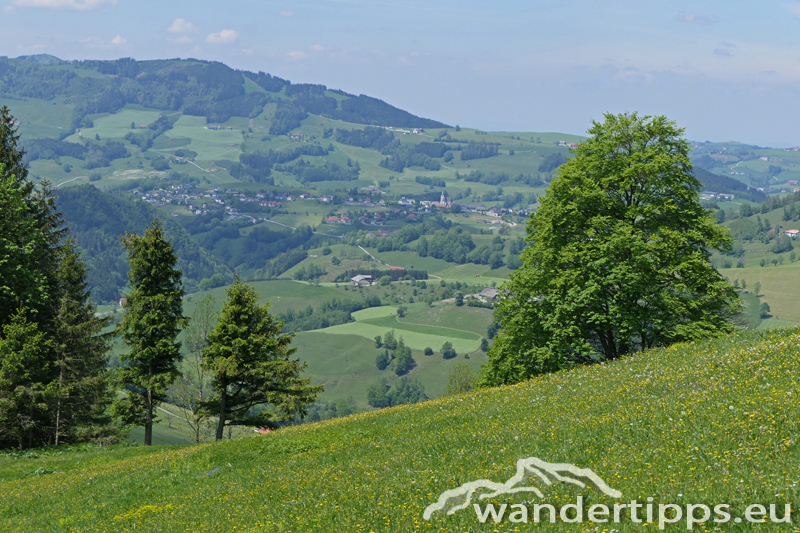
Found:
[481,113,741,386]
[202,277,322,440]
[113,218,186,446]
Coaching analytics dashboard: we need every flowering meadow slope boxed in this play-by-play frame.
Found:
[2,328,800,532]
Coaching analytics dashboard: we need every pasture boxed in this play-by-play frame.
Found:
[3,327,799,531]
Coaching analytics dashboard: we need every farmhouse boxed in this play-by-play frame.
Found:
[785,229,800,238]
[479,288,498,301]
[351,275,373,286]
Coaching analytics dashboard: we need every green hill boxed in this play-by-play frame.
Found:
[2,327,798,531]
[55,184,232,301]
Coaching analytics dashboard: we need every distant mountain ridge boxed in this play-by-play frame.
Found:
[0,57,449,132]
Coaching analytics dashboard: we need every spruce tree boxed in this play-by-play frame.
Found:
[113,218,186,446]
[0,310,52,449]
[52,240,114,445]
[203,277,322,440]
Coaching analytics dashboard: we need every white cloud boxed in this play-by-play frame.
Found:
[3,5,16,14]
[168,18,196,34]
[279,10,292,17]
[206,29,238,44]
[713,48,731,57]
[309,44,324,52]
[287,50,306,60]
[111,34,126,45]
[169,36,193,45]
[677,11,719,24]
[13,0,115,10]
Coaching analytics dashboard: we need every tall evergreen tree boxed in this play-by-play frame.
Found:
[51,240,114,445]
[113,218,186,446]
[0,107,65,329]
[0,309,52,449]
[203,277,322,440]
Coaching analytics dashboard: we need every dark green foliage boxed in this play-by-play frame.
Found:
[693,167,766,203]
[424,227,475,263]
[393,341,415,375]
[298,397,356,423]
[0,108,114,448]
[112,219,187,446]
[415,176,447,187]
[424,347,433,356]
[441,341,457,360]
[202,278,322,439]
[0,310,53,449]
[375,350,390,370]
[51,240,115,445]
[760,302,771,319]
[276,296,381,333]
[281,160,358,183]
[270,100,308,135]
[483,113,741,387]
[257,248,309,278]
[244,70,289,92]
[462,170,511,185]
[335,127,395,151]
[538,152,568,172]
[194,223,314,273]
[55,185,230,302]
[467,298,493,309]
[366,376,427,408]
[480,338,489,351]
[22,138,87,162]
[293,263,326,281]
[771,235,794,254]
[461,141,499,161]
[444,363,478,396]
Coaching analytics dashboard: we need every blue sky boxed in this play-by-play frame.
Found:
[2,0,799,146]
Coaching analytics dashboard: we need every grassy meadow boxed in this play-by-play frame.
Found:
[2,327,800,531]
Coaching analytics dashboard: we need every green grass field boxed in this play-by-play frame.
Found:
[3,327,799,532]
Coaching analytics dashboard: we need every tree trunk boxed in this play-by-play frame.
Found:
[144,364,153,446]
[54,363,64,446]
[215,390,226,441]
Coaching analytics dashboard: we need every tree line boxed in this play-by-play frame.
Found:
[0,108,320,447]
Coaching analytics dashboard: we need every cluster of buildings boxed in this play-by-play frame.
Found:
[700,191,736,201]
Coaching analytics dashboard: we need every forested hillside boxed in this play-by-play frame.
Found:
[56,184,232,301]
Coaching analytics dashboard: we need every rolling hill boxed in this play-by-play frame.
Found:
[1,326,798,531]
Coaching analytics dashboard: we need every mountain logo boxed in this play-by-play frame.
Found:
[423,457,622,520]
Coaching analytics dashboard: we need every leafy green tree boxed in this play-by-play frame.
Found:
[383,330,397,350]
[202,278,322,440]
[393,339,415,375]
[480,337,489,352]
[760,302,771,319]
[441,341,457,360]
[374,335,382,348]
[482,113,741,386]
[168,295,216,443]
[387,377,426,405]
[444,363,478,396]
[375,350,390,370]
[366,378,390,408]
[113,219,187,446]
[791,251,797,263]
[455,291,464,306]
[754,281,761,296]
[0,309,52,449]
[424,347,433,356]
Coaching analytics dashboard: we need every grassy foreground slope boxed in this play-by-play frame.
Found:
[3,328,800,532]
